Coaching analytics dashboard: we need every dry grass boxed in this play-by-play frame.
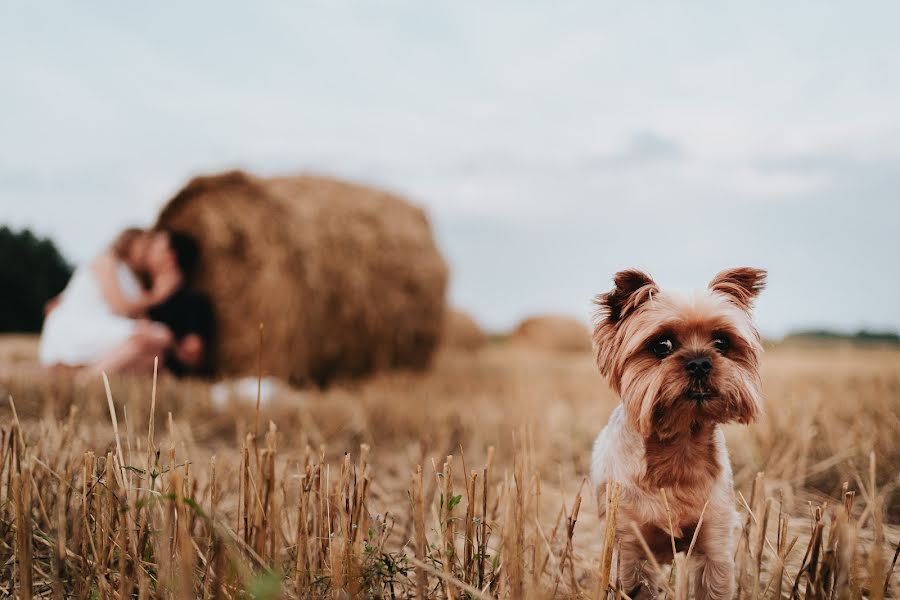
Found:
[0,335,897,598]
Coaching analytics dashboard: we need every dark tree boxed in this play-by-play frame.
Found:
[0,226,73,332]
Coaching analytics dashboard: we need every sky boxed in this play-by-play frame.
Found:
[2,3,899,336]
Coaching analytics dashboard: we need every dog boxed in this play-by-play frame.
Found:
[590,267,766,599]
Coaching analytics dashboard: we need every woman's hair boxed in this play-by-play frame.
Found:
[111,227,146,260]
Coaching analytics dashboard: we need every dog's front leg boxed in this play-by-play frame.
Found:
[615,529,663,599]
[689,514,736,600]
[692,555,734,600]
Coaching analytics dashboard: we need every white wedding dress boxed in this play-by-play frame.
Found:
[39,261,142,366]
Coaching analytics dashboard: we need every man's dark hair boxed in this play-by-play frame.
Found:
[165,230,200,283]
[148,288,214,375]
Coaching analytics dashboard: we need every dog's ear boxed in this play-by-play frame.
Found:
[709,267,767,310]
[594,269,658,323]
[592,270,657,383]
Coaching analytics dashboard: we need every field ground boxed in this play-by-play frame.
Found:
[0,334,897,598]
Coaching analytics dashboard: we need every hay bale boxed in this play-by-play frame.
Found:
[509,314,591,353]
[442,308,488,352]
[156,170,448,385]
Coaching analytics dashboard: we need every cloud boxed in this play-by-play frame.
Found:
[608,131,684,164]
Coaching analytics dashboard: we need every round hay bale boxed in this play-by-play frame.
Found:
[156,170,449,386]
[442,308,488,352]
[509,314,591,353]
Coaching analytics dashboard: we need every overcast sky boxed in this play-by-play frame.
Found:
[2,3,899,335]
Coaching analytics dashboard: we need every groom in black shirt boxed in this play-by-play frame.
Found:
[148,288,214,377]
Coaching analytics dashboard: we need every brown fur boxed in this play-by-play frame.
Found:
[642,423,720,493]
[708,267,767,310]
[638,522,699,559]
[593,269,764,439]
[590,267,767,598]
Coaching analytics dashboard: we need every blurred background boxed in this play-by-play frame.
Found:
[2,2,899,338]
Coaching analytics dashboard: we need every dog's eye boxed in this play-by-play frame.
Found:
[712,335,730,354]
[650,337,674,358]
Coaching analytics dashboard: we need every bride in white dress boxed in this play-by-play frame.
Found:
[40,228,189,373]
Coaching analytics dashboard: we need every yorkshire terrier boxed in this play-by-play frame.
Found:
[590,267,766,599]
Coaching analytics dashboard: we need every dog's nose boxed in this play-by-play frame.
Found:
[686,357,712,377]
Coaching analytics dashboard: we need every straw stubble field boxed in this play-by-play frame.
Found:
[0,335,897,598]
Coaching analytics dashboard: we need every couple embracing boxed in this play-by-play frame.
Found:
[40,227,213,378]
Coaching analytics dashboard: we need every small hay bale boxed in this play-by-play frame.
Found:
[442,308,488,352]
[156,170,449,385]
[509,314,591,353]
